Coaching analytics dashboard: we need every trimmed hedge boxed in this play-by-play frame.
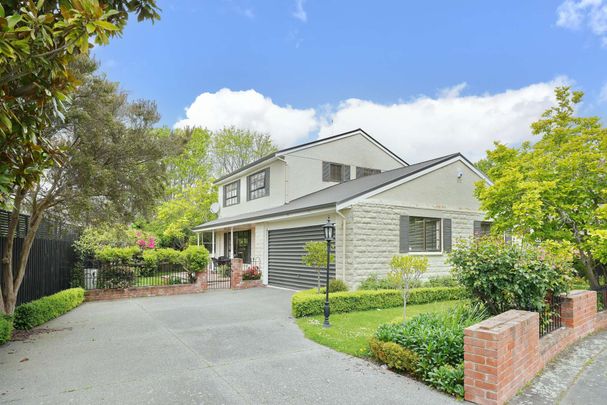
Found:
[291,287,467,317]
[0,315,13,345]
[14,288,85,330]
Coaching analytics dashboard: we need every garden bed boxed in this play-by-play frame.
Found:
[295,300,463,356]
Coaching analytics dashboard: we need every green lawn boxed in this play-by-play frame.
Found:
[295,300,463,357]
[135,271,190,287]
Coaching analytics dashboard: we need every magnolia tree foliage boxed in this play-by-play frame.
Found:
[302,241,335,293]
[0,0,160,200]
[388,255,428,323]
[475,87,607,289]
[1,57,172,315]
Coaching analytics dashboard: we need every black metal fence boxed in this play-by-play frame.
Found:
[81,261,195,290]
[537,295,563,337]
[0,210,77,305]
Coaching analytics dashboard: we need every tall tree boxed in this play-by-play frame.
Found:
[212,127,278,177]
[475,87,607,289]
[0,0,160,201]
[0,57,176,315]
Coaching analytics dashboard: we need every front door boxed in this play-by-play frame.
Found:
[224,230,251,263]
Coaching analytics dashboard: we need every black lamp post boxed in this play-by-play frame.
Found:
[322,217,335,328]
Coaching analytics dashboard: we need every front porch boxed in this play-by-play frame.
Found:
[197,225,263,287]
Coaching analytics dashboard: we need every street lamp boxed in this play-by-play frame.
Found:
[322,217,335,328]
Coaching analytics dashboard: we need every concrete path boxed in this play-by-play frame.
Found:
[511,329,607,405]
[0,288,455,404]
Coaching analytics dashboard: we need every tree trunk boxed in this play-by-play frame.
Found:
[402,278,409,325]
[1,191,46,316]
[1,189,24,315]
[579,250,600,290]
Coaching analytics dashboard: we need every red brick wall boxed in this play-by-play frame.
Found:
[464,290,603,405]
[85,271,208,301]
[230,259,264,290]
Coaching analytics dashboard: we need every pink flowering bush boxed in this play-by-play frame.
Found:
[243,266,261,280]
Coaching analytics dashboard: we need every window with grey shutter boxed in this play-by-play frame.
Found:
[356,167,381,178]
[408,216,441,252]
[247,168,270,200]
[322,161,350,183]
[399,215,409,253]
[473,220,492,237]
[223,180,240,207]
[443,218,452,252]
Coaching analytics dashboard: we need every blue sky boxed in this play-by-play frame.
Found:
[93,0,607,161]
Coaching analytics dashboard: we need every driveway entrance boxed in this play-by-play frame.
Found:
[0,288,455,404]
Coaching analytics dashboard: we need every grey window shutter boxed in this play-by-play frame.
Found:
[236,179,241,204]
[399,215,409,253]
[342,165,351,182]
[443,218,452,252]
[246,175,251,201]
[265,168,270,196]
[473,220,481,237]
[322,161,330,182]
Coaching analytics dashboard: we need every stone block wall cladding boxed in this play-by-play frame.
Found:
[85,272,208,301]
[345,202,485,288]
[464,290,605,405]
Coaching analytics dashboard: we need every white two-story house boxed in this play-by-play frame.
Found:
[193,128,491,290]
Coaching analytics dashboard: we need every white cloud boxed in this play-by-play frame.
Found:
[317,78,568,162]
[293,0,307,22]
[176,79,567,163]
[557,0,607,45]
[175,88,318,147]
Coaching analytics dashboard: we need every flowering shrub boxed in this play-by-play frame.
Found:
[449,237,573,315]
[243,266,261,280]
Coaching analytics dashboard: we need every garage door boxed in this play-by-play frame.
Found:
[268,225,336,290]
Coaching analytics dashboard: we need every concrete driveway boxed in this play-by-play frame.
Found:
[0,288,456,404]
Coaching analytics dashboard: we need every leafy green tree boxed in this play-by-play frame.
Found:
[0,0,160,200]
[302,241,334,293]
[212,127,278,176]
[149,179,217,249]
[475,87,607,289]
[0,58,174,315]
[388,255,428,323]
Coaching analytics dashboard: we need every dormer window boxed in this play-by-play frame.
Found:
[248,168,270,200]
[322,162,350,183]
[223,180,240,207]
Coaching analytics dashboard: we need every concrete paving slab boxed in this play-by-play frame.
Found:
[0,287,456,404]
[511,328,607,405]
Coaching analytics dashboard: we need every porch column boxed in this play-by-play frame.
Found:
[197,232,200,246]
[230,227,234,259]
[211,231,215,257]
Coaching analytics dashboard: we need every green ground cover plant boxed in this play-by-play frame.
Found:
[371,303,488,397]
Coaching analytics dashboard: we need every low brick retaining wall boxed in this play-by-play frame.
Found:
[230,259,264,289]
[85,272,208,301]
[464,290,606,405]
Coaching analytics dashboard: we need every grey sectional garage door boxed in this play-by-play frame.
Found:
[268,226,336,290]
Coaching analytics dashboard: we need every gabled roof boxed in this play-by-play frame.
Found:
[214,128,408,185]
[194,152,487,231]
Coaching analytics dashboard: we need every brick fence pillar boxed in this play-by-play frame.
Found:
[560,290,597,334]
[196,271,208,290]
[230,258,243,288]
[464,310,539,405]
